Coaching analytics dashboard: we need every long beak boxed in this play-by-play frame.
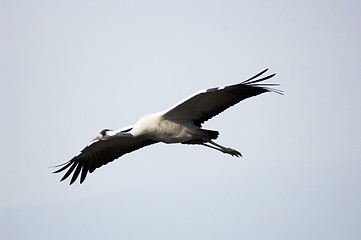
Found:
[87,135,102,147]
[91,134,102,142]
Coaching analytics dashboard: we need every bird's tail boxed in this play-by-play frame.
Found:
[182,129,219,145]
[202,129,219,140]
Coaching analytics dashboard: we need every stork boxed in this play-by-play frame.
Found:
[54,69,282,184]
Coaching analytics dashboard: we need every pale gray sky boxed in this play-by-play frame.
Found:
[1,0,361,239]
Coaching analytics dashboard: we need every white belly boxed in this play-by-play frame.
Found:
[130,113,194,143]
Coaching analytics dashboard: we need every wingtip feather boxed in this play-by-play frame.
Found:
[70,164,83,185]
[80,167,88,184]
[246,68,269,81]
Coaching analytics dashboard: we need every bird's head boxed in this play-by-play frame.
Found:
[91,129,113,142]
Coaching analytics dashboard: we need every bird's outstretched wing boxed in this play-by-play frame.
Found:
[163,69,282,127]
[53,133,157,184]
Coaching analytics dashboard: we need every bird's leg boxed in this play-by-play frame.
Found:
[202,140,242,157]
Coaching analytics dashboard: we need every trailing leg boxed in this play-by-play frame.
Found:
[201,140,242,157]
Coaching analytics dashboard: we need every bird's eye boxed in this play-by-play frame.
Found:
[100,129,113,136]
[100,129,108,136]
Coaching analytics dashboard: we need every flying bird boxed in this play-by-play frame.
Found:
[54,69,282,184]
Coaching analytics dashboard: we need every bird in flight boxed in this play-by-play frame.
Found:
[54,69,282,184]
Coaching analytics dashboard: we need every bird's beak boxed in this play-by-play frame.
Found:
[87,134,103,146]
[91,134,102,142]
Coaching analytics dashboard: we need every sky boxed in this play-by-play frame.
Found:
[1,0,361,239]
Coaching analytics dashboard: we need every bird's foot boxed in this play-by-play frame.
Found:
[222,148,242,157]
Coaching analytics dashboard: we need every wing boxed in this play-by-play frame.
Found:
[163,69,282,127]
[53,133,157,185]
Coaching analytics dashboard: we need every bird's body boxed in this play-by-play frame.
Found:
[131,113,188,143]
[54,69,282,184]
[131,113,215,143]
